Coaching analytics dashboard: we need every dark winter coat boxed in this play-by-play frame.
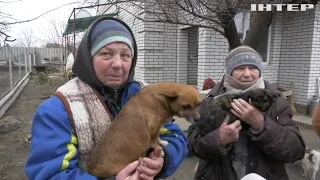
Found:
[188,80,306,180]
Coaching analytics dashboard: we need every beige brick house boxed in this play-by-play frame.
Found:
[96,1,320,114]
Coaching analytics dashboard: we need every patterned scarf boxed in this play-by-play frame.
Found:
[214,74,265,100]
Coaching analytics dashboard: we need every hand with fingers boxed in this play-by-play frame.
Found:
[115,160,141,180]
[230,98,265,131]
[219,118,242,145]
[136,146,164,180]
[115,146,164,180]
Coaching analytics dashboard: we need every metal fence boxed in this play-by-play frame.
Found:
[0,45,66,66]
[0,46,65,100]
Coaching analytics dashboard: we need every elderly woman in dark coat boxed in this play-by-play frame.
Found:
[188,45,306,180]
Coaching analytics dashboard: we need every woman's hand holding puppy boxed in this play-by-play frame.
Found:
[115,147,164,180]
[230,98,265,131]
[116,160,141,180]
[219,119,242,145]
[137,146,164,180]
[219,97,265,146]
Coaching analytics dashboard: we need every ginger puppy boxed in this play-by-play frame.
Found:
[312,104,320,137]
[87,82,201,178]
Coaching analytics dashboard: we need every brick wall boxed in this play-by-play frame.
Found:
[308,4,320,106]
[96,1,318,114]
[141,22,178,83]
[176,28,188,84]
[187,27,199,85]
[278,10,315,112]
[197,28,228,89]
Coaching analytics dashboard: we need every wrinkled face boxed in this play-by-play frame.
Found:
[93,42,132,89]
[232,65,260,83]
[167,85,201,120]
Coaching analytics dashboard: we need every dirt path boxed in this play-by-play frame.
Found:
[0,74,65,180]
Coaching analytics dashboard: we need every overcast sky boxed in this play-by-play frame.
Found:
[1,0,97,47]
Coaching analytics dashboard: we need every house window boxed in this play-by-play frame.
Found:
[234,11,271,64]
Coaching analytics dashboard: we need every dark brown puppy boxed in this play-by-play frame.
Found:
[87,82,201,178]
[194,88,274,136]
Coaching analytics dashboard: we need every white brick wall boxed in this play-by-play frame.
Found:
[141,21,178,83]
[96,1,318,112]
[278,10,315,106]
[307,4,320,104]
[187,27,199,85]
[197,28,228,89]
[176,28,188,84]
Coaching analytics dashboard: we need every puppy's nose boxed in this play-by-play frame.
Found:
[185,117,195,123]
[193,112,201,121]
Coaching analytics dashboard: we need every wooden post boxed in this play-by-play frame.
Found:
[9,57,12,89]
[30,53,33,72]
[24,53,28,75]
[18,54,21,80]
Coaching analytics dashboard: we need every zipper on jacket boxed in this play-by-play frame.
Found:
[114,89,118,102]
[114,89,121,114]
[100,88,121,117]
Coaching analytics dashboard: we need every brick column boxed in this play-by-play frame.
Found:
[197,28,229,89]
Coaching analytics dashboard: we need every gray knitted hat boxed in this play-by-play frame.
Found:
[225,45,262,75]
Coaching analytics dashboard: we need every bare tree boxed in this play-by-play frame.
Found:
[0,1,23,42]
[14,27,38,47]
[40,18,66,46]
[101,0,318,50]
[0,0,95,42]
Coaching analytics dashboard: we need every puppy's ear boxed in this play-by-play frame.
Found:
[160,90,179,101]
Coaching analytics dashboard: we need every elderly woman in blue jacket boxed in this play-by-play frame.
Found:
[25,17,188,180]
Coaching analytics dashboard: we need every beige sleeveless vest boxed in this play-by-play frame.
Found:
[55,77,113,171]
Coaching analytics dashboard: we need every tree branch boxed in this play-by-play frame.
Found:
[111,1,225,34]
[0,30,15,42]
[216,0,242,49]
[0,0,23,3]
[99,0,318,52]
[173,0,224,26]
[243,10,275,50]
[4,1,82,25]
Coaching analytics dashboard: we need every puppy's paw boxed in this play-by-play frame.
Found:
[194,162,199,173]
[160,140,169,147]
[158,137,169,147]
[161,149,165,157]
